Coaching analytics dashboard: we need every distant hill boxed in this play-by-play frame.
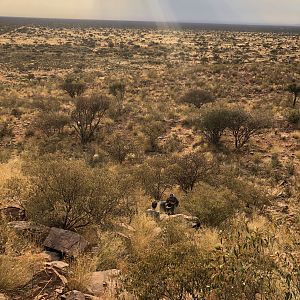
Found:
[0,16,299,33]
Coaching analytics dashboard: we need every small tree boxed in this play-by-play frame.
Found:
[71,95,110,144]
[62,77,87,98]
[104,132,135,164]
[287,83,300,108]
[142,120,167,152]
[137,156,172,201]
[169,151,212,193]
[109,80,126,114]
[226,109,269,149]
[180,89,214,108]
[196,108,230,145]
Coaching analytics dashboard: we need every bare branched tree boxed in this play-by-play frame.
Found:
[71,95,110,144]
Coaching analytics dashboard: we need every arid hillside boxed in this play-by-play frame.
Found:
[0,20,299,300]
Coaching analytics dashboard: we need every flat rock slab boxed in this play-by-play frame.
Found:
[43,227,89,257]
[45,261,69,271]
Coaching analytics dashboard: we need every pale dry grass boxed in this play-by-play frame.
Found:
[0,158,24,206]
[0,158,23,182]
[129,214,161,254]
[195,228,221,252]
[68,254,97,292]
[0,254,34,291]
[0,221,41,292]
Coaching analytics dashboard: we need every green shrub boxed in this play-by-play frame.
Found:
[226,109,270,149]
[34,112,70,136]
[196,108,269,148]
[286,109,300,126]
[71,95,110,144]
[137,156,172,201]
[141,120,167,152]
[103,132,137,164]
[287,83,300,107]
[196,108,230,145]
[61,76,87,98]
[109,80,126,114]
[24,158,124,230]
[0,121,13,140]
[180,89,214,108]
[184,182,239,227]
[168,151,212,193]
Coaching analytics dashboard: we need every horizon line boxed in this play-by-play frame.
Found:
[0,15,299,28]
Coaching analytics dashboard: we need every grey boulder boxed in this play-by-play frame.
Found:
[43,227,89,257]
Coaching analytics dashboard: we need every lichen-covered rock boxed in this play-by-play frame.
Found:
[0,206,26,222]
[62,290,85,300]
[87,269,120,297]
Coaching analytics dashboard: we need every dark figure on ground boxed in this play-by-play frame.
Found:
[151,201,158,210]
[145,201,160,221]
[166,194,179,215]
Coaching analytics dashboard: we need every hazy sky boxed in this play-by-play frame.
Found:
[0,0,299,25]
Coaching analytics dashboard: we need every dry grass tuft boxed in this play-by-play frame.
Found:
[68,255,97,292]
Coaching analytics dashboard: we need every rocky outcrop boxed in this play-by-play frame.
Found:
[20,264,68,300]
[0,206,26,222]
[43,227,90,257]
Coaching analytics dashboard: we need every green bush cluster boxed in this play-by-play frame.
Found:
[196,107,270,148]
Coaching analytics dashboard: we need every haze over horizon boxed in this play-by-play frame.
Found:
[0,0,299,26]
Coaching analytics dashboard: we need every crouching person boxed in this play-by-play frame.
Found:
[166,194,179,215]
[145,201,160,221]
